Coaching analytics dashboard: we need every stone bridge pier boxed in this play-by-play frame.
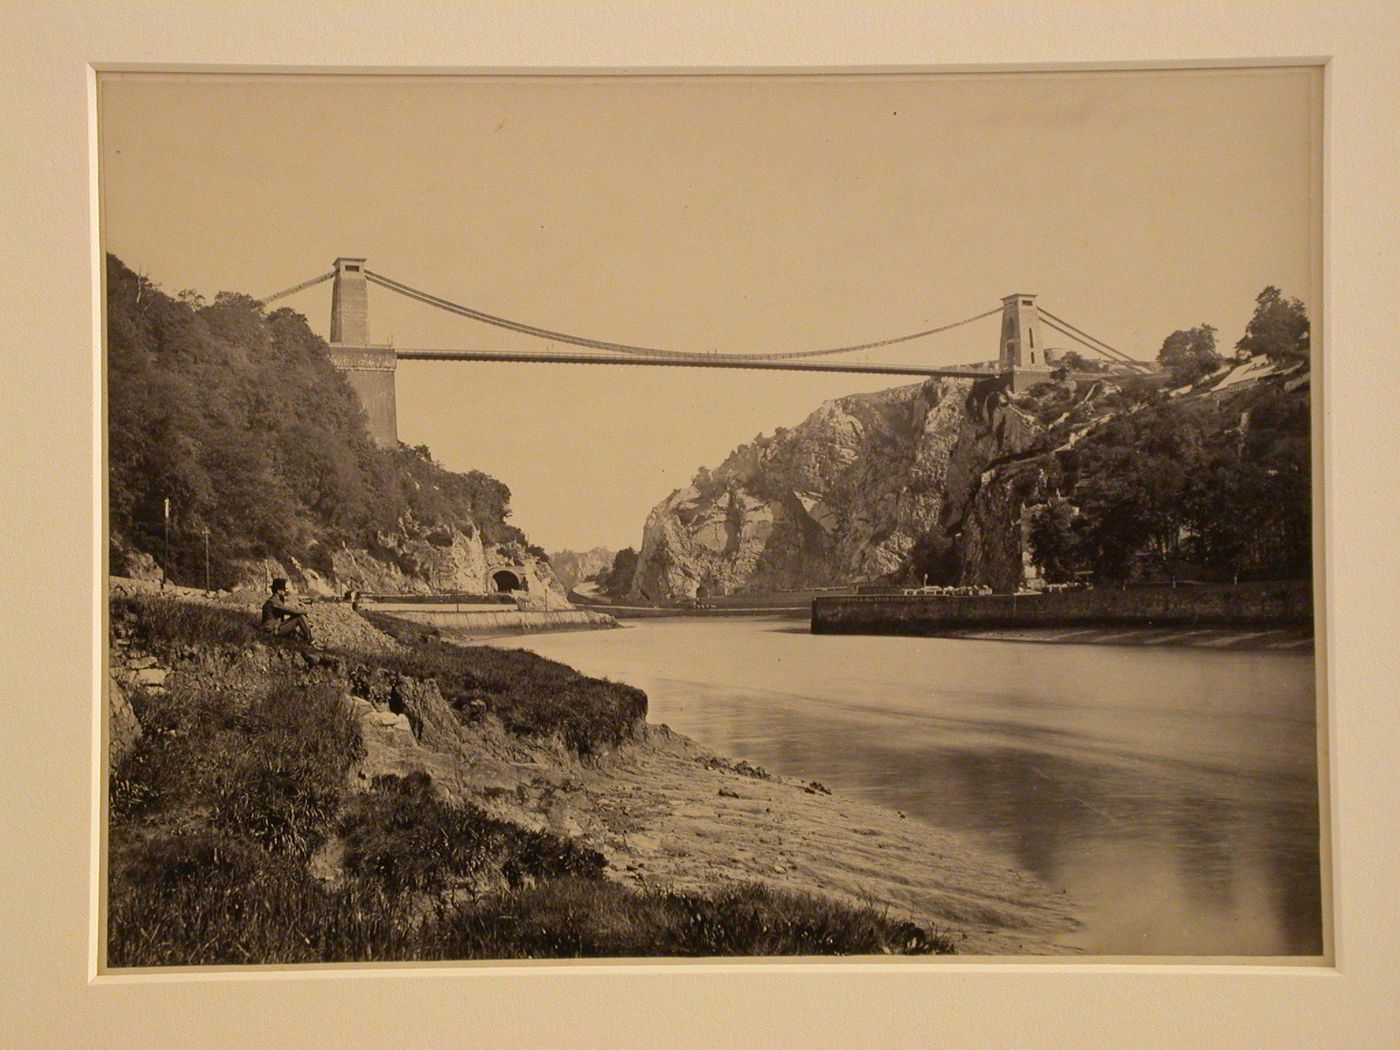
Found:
[326,257,398,447]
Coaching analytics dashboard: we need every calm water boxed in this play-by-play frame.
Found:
[480,617,1322,956]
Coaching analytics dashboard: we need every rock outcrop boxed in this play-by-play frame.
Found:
[226,521,566,601]
[548,547,617,592]
[631,377,1046,599]
[107,673,144,766]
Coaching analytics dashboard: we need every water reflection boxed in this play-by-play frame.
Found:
[479,618,1322,956]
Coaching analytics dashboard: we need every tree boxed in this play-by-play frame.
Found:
[600,548,639,595]
[1236,286,1309,363]
[1059,350,1107,373]
[1028,500,1079,582]
[1158,324,1222,386]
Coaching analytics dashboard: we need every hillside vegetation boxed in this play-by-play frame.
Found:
[632,285,1312,597]
[1016,287,1311,585]
[107,255,528,588]
[1020,371,1310,584]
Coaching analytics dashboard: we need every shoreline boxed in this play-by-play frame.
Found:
[480,612,1313,652]
[420,628,1081,953]
[578,726,1081,954]
[944,624,1313,651]
[108,584,1082,957]
[353,678,1082,955]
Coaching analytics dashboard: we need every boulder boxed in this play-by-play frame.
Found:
[108,673,142,765]
[371,710,413,733]
[134,667,168,687]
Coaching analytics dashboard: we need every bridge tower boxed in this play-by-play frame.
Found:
[326,257,398,447]
[999,293,1054,393]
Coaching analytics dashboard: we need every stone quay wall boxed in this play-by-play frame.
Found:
[811,580,1313,636]
[386,607,618,637]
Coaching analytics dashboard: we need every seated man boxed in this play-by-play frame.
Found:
[261,578,315,644]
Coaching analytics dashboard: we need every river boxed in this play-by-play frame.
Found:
[478,616,1322,956]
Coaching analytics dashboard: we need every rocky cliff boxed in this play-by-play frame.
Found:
[548,547,617,592]
[117,514,566,601]
[631,378,1047,599]
[629,355,1305,599]
[238,521,567,602]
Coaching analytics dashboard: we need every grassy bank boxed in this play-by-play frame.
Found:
[107,593,954,965]
[362,610,645,756]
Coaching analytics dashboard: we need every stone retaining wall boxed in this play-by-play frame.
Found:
[811,580,1313,635]
[385,607,618,637]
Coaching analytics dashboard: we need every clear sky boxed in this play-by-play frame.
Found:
[99,68,1318,552]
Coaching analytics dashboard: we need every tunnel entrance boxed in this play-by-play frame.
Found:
[491,569,526,593]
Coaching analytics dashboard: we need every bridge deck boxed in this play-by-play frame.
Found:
[393,347,996,378]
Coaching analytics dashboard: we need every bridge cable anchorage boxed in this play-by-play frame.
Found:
[1038,307,1152,370]
[256,270,336,306]
[1038,315,1126,361]
[1038,308,1144,366]
[1040,315,1149,371]
[364,269,1000,361]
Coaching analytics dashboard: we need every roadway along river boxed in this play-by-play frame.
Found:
[479,615,1322,957]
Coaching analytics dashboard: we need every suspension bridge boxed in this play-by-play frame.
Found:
[259,257,1151,447]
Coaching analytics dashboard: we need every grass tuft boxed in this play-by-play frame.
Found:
[113,594,260,651]
[425,878,956,959]
[338,772,605,895]
[114,677,364,857]
[107,828,420,967]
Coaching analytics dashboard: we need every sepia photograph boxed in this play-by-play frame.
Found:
[99,65,1324,968]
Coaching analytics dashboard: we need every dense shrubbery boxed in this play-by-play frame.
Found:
[594,546,639,596]
[107,255,525,586]
[1236,285,1310,363]
[1157,324,1223,387]
[363,612,648,756]
[1027,373,1310,583]
[1057,350,1109,374]
[1016,287,1313,585]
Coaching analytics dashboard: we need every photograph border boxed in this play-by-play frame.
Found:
[91,59,1331,974]
[5,3,1397,1047]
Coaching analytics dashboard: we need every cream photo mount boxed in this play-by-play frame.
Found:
[3,3,1394,1048]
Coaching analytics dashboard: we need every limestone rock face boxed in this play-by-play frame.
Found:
[937,384,1049,594]
[227,519,566,601]
[548,547,617,592]
[632,378,1043,599]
